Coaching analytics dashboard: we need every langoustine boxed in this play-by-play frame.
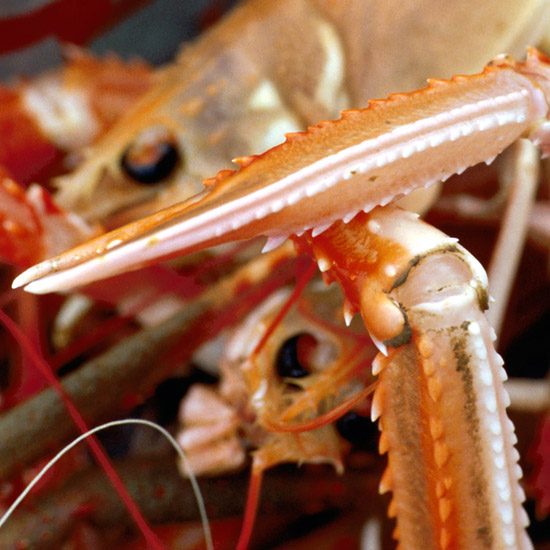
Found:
[0,47,154,268]
[15,50,550,292]
[13,48,550,548]
[1,1,550,550]
[177,283,376,478]
[43,0,550,227]
[177,280,378,548]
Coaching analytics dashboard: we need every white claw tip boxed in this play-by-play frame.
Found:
[369,332,388,356]
[371,394,382,422]
[317,258,331,272]
[11,274,25,290]
[12,264,47,290]
[261,235,287,253]
[372,356,384,376]
[14,277,54,295]
[343,308,354,326]
[311,223,331,238]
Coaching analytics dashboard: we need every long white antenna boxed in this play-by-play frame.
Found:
[0,418,213,550]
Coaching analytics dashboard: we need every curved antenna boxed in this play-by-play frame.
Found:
[0,418,213,550]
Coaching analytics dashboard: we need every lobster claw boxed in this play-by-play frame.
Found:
[13,49,550,295]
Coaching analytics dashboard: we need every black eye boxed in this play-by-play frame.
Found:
[276,333,317,379]
[121,128,180,184]
[336,411,377,450]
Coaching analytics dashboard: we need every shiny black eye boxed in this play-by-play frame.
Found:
[336,411,377,450]
[121,128,180,184]
[276,333,317,379]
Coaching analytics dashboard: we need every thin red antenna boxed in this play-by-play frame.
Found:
[235,261,316,550]
[0,307,165,550]
[236,465,263,550]
[249,260,317,362]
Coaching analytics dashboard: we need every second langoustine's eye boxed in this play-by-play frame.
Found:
[276,333,318,379]
[121,126,180,184]
[336,411,377,450]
